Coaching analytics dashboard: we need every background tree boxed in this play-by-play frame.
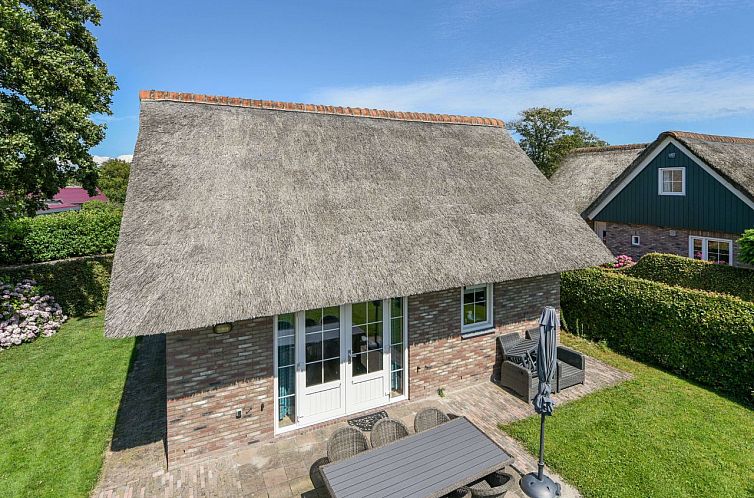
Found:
[737,229,754,265]
[97,159,130,204]
[0,1,117,219]
[507,107,607,177]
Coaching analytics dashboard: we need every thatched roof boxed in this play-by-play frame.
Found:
[105,91,612,338]
[550,144,647,215]
[664,131,754,201]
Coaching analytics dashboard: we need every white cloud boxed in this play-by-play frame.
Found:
[92,154,132,165]
[310,62,754,124]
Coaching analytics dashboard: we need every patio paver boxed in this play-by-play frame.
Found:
[92,351,630,498]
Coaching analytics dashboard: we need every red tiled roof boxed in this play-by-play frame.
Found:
[139,90,505,128]
[45,187,108,212]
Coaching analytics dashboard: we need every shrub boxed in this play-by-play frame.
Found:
[738,229,754,265]
[0,255,112,317]
[0,279,67,350]
[0,206,121,264]
[625,253,754,302]
[561,268,754,402]
[603,254,634,269]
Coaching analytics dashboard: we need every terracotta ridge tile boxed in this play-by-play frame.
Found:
[139,89,505,128]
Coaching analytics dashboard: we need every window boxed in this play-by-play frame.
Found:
[631,235,640,246]
[690,236,732,265]
[350,301,383,377]
[276,314,296,427]
[389,298,405,397]
[461,284,493,334]
[658,167,685,195]
[304,306,341,387]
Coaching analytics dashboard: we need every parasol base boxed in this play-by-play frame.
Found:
[520,472,561,498]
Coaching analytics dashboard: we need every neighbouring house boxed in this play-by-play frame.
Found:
[552,131,754,266]
[37,186,108,215]
[105,90,611,463]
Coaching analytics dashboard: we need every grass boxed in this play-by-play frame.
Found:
[501,333,754,498]
[0,314,134,498]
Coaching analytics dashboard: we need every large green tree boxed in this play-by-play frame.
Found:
[507,107,607,177]
[0,0,117,219]
[97,158,130,204]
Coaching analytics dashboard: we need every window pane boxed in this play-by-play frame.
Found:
[352,352,368,376]
[463,303,476,325]
[352,302,367,325]
[322,328,340,359]
[278,340,295,367]
[391,317,403,344]
[305,332,322,362]
[278,396,295,426]
[475,301,487,324]
[367,300,382,322]
[463,288,475,304]
[352,325,367,353]
[305,308,322,332]
[368,322,383,350]
[475,287,486,304]
[391,369,404,397]
[390,297,402,318]
[367,350,383,373]
[278,365,295,397]
[391,345,404,370]
[278,313,295,335]
[306,362,322,387]
[693,238,703,259]
[323,358,340,383]
[322,307,340,329]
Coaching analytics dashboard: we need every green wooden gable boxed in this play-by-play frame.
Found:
[593,142,754,234]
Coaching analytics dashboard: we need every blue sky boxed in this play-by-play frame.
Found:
[93,0,754,157]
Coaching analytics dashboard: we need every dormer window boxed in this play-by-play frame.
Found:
[658,167,685,195]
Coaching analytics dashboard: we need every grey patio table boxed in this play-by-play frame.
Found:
[320,416,513,498]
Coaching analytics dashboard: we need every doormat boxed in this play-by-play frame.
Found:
[347,411,389,431]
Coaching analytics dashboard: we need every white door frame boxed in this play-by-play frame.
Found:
[273,298,408,434]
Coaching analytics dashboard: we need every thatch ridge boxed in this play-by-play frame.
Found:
[570,143,648,154]
[139,90,505,128]
[105,99,612,338]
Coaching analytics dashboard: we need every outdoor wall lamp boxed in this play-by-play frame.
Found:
[213,322,233,334]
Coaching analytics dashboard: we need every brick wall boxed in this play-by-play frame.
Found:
[164,273,560,462]
[603,222,744,265]
[408,274,560,398]
[165,316,274,462]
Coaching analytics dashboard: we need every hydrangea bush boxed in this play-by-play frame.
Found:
[0,279,67,350]
[605,254,634,269]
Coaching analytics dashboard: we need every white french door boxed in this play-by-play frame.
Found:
[274,298,407,433]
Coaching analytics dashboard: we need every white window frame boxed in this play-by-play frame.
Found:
[658,167,686,196]
[460,283,494,336]
[631,235,640,246]
[688,236,733,265]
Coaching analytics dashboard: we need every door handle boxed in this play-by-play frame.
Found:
[347,349,352,364]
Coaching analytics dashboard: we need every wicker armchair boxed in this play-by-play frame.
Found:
[414,407,450,433]
[556,345,585,392]
[499,360,538,400]
[497,333,524,358]
[326,426,369,463]
[370,418,409,448]
[525,327,539,342]
[443,486,472,498]
[468,469,515,497]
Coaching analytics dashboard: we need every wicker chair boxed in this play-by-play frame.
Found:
[556,345,585,392]
[525,327,540,342]
[443,486,472,498]
[499,360,538,400]
[370,418,410,448]
[468,469,515,497]
[497,333,524,358]
[414,407,450,433]
[326,426,369,463]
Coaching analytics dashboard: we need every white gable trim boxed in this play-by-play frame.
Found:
[588,137,754,219]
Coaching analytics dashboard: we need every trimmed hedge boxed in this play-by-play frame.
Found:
[561,268,754,402]
[0,204,122,265]
[624,253,754,302]
[0,255,113,316]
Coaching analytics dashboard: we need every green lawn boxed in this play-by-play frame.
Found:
[502,333,754,498]
[0,314,134,498]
